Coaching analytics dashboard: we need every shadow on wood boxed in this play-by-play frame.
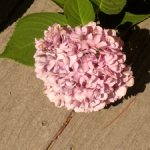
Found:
[0,0,34,33]
[105,25,150,109]
[124,26,150,97]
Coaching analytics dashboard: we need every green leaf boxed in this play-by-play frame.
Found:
[98,0,150,32]
[90,0,126,14]
[64,0,95,27]
[51,0,69,9]
[0,12,67,66]
[99,11,150,32]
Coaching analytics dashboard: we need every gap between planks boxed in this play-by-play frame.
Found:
[46,110,75,150]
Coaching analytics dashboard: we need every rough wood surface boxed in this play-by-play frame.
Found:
[0,0,150,150]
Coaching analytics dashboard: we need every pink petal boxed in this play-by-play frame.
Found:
[79,75,88,85]
[35,62,45,69]
[82,26,87,34]
[66,81,74,86]
[109,61,118,67]
[123,71,133,76]
[59,69,66,74]
[94,35,101,45]
[60,42,67,48]
[69,55,77,67]
[84,101,89,110]
[70,33,79,40]
[73,62,79,72]
[65,103,74,110]
[116,86,127,97]
[58,79,65,85]
[48,26,52,31]
[82,63,90,72]
[79,77,85,85]
[75,27,81,34]
[44,30,48,36]
[126,78,134,87]
[81,40,88,50]
[74,107,84,112]
[93,102,106,111]
[75,93,85,102]
[39,57,46,63]
[57,54,64,60]
[87,33,93,40]
[64,95,72,103]
[96,41,107,48]
[94,90,100,97]
[55,99,61,107]
[74,73,80,81]
[64,48,72,52]
[108,92,116,103]
[99,93,108,100]
[106,36,115,43]
[86,39,95,47]
[87,22,96,30]
[89,48,96,54]
[88,61,94,69]
[47,60,55,71]
[63,57,69,64]
[90,100,100,107]
[95,26,103,34]
[47,92,56,102]
[110,65,121,73]
[52,84,60,92]
[85,90,93,99]
[78,52,83,57]
[104,54,113,62]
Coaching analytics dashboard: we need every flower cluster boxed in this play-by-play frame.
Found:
[34,22,134,112]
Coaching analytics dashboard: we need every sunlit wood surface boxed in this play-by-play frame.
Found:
[0,0,150,150]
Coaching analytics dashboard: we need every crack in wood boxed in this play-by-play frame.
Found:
[46,110,75,150]
[103,84,146,129]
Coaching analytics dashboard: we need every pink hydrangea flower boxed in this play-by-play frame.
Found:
[34,22,134,113]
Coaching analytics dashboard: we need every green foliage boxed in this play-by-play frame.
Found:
[52,0,150,31]
[0,13,67,66]
[117,12,150,31]
[51,0,69,8]
[98,0,150,31]
[64,0,95,27]
[1,0,150,67]
[90,0,126,14]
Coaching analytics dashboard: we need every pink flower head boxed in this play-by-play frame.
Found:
[34,22,134,113]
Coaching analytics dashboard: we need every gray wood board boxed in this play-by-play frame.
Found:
[0,0,150,150]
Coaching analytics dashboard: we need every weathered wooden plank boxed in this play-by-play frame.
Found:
[1,0,150,149]
[50,19,150,150]
[0,0,72,150]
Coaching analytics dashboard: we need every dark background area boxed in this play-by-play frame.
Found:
[105,25,150,109]
[0,0,34,33]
